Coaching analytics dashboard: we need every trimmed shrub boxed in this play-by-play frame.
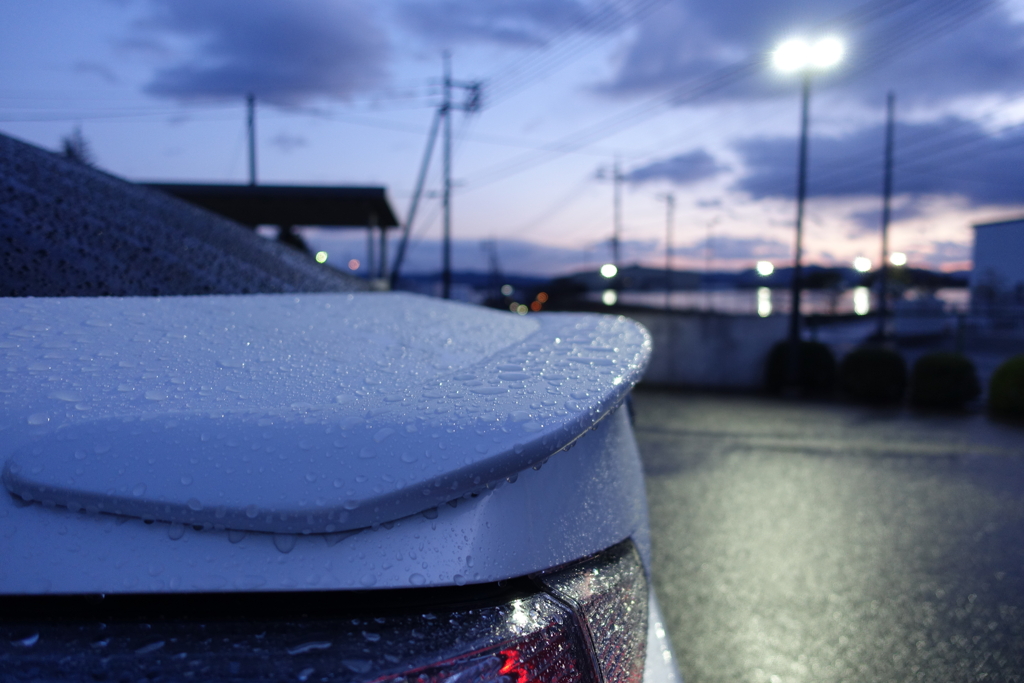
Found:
[840,346,906,404]
[910,352,980,409]
[765,340,836,395]
[989,354,1024,419]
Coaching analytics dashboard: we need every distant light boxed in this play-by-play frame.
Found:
[516,304,529,315]
[602,289,617,306]
[853,286,870,315]
[890,251,907,266]
[757,287,772,317]
[509,302,519,313]
[536,292,549,303]
[756,260,774,276]
[315,251,328,264]
[501,284,513,296]
[853,256,872,273]
[772,36,844,73]
[348,259,360,271]
[530,301,542,312]
[600,263,618,278]
[810,36,844,68]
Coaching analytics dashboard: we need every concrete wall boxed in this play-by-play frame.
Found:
[628,310,788,390]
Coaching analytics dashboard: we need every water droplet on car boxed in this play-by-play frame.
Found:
[343,659,373,674]
[11,633,39,648]
[245,505,259,519]
[453,574,467,586]
[286,641,332,656]
[180,475,193,485]
[134,641,165,655]
[361,631,381,642]
[167,524,185,540]
[186,498,203,511]
[27,413,48,425]
[132,483,146,497]
[374,427,395,443]
[228,529,246,544]
[409,573,426,586]
[273,534,297,554]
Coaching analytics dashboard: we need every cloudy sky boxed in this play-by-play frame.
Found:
[3,0,1024,275]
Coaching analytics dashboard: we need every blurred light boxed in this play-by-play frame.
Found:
[501,284,514,296]
[509,302,519,313]
[530,301,542,312]
[536,292,549,303]
[315,251,328,264]
[757,287,772,317]
[853,256,872,273]
[348,259,360,271]
[602,289,617,306]
[756,260,774,276]
[516,304,528,315]
[853,286,870,315]
[810,36,844,68]
[600,263,618,278]
[773,36,844,72]
[890,252,907,266]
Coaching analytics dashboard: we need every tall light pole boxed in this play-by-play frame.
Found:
[877,91,896,340]
[772,36,844,387]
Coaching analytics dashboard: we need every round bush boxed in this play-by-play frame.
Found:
[989,354,1024,419]
[840,346,906,404]
[765,340,836,395]
[910,352,980,409]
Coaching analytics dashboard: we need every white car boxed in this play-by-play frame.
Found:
[0,133,679,683]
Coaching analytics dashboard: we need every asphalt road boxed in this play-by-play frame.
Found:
[635,390,1024,683]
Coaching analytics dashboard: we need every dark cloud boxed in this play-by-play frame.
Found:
[734,116,1024,206]
[625,149,726,185]
[73,61,118,84]
[602,0,1024,106]
[396,0,615,47]
[674,236,790,260]
[137,0,389,105]
[270,132,307,153]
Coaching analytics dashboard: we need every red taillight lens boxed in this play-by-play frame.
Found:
[374,593,596,683]
[0,541,647,683]
[539,541,649,683]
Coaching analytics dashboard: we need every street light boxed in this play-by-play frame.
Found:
[773,35,844,389]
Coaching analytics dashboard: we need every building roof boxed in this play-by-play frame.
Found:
[144,183,400,229]
[974,217,1024,229]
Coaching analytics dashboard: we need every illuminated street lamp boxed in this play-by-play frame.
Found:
[773,35,844,388]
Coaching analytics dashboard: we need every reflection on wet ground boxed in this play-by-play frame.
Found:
[636,390,1024,683]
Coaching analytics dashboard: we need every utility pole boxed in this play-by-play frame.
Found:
[877,91,896,340]
[787,73,812,387]
[612,157,622,270]
[442,53,453,299]
[659,193,675,310]
[246,93,257,186]
[390,56,481,295]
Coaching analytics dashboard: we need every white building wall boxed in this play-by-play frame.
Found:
[971,218,1024,306]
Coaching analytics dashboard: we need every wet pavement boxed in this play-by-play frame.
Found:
[635,390,1024,683]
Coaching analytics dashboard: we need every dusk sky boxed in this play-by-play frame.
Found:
[3,0,1024,276]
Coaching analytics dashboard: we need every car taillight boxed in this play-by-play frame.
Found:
[0,541,647,683]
